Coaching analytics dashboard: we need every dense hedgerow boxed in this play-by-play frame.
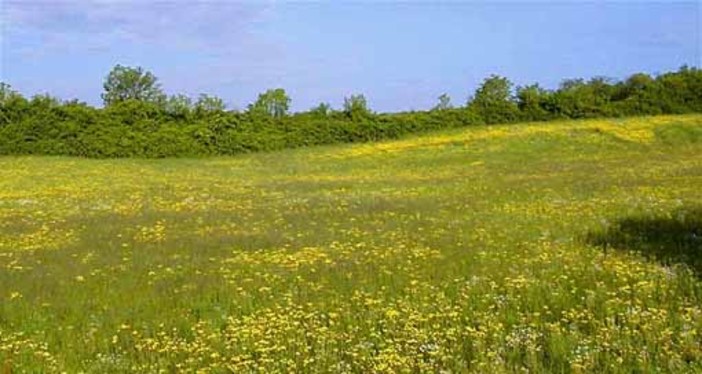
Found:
[1,66,701,158]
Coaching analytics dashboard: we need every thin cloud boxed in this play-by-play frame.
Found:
[3,1,276,55]
[1,0,285,105]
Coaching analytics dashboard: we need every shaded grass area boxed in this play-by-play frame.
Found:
[588,207,702,277]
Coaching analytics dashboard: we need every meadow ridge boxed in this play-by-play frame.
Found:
[1,114,701,372]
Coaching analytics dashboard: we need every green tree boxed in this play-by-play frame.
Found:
[309,102,331,117]
[248,88,290,118]
[30,93,61,109]
[343,94,371,120]
[655,66,702,113]
[609,74,660,115]
[550,77,614,118]
[101,65,164,106]
[472,75,513,106]
[516,84,551,121]
[620,73,656,98]
[195,94,226,115]
[469,75,519,123]
[0,83,29,125]
[434,93,452,110]
[0,82,17,105]
[165,94,193,119]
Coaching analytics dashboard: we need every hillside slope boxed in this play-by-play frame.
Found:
[1,114,701,372]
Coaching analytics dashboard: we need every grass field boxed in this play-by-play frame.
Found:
[1,115,701,373]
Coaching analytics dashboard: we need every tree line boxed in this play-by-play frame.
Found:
[1,65,700,158]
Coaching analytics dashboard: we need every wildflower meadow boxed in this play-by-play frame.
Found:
[1,114,701,372]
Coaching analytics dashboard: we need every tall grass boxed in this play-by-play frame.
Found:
[1,114,701,372]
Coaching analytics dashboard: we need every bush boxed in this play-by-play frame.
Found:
[1,67,700,158]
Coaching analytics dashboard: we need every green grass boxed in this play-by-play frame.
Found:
[1,114,701,373]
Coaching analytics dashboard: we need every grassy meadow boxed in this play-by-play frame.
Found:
[1,115,701,372]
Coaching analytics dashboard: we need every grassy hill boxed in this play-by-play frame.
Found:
[1,114,701,372]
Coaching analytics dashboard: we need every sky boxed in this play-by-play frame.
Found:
[1,1,700,112]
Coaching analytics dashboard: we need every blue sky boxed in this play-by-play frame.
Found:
[1,1,700,112]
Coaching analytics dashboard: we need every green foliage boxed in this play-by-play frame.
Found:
[516,84,552,121]
[434,93,453,110]
[548,78,612,119]
[164,94,193,120]
[102,65,164,106]
[343,94,371,120]
[1,66,701,158]
[611,73,662,115]
[308,102,332,117]
[655,66,702,114]
[194,94,227,119]
[468,74,520,124]
[248,88,290,118]
[0,83,30,126]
